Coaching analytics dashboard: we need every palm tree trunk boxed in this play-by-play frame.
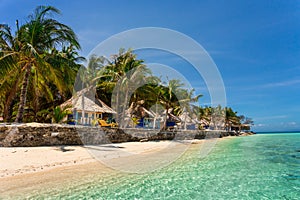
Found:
[121,89,129,128]
[4,91,16,122]
[115,90,120,125]
[15,65,31,123]
[163,106,169,130]
[4,100,14,122]
[4,79,20,122]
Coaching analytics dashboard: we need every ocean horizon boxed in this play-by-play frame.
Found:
[256,131,300,134]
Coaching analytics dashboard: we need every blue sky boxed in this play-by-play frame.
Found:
[1,0,299,132]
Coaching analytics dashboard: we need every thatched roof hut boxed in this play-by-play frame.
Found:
[60,90,115,125]
[61,92,115,114]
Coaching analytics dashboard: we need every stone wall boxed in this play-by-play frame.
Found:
[0,123,254,147]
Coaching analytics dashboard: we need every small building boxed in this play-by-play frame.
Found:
[231,124,251,132]
[60,91,115,125]
[179,111,197,130]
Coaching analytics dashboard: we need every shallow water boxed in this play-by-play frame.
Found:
[9,133,300,199]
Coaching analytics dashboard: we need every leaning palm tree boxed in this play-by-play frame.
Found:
[95,49,149,125]
[156,79,185,130]
[0,6,81,122]
[175,89,203,130]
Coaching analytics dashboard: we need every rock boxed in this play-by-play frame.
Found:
[0,123,252,147]
[51,132,59,137]
[2,126,21,147]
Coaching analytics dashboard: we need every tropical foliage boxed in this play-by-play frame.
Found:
[0,5,253,130]
[0,6,82,122]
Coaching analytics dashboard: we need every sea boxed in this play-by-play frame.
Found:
[9,133,300,199]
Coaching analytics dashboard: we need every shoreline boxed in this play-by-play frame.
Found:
[0,134,250,178]
[0,140,199,197]
[0,136,248,198]
[1,139,208,178]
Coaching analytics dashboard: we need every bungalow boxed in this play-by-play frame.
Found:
[60,91,115,125]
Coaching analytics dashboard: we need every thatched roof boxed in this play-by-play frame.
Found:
[96,98,116,114]
[199,119,210,126]
[179,112,197,124]
[141,107,156,118]
[60,90,116,114]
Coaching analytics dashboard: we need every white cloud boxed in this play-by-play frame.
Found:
[253,123,267,127]
[287,122,297,126]
[263,79,300,88]
[254,115,287,120]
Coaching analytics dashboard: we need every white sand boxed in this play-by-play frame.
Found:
[0,140,198,178]
[0,139,227,198]
[0,146,93,178]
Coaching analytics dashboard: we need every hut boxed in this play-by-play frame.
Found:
[124,101,158,128]
[161,108,181,130]
[179,111,198,130]
[199,119,210,130]
[60,91,115,125]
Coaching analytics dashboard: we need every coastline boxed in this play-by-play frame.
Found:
[0,121,255,198]
[1,139,214,178]
[0,139,214,196]
[0,135,255,198]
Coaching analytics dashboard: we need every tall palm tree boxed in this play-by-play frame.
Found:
[95,49,149,124]
[176,89,203,130]
[0,24,22,121]
[156,79,184,130]
[0,6,81,122]
[189,105,214,130]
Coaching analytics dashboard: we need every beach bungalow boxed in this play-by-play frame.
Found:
[162,109,181,130]
[137,107,162,129]
[60,91,115,125]
[230,124,251,132]
[179,111,197,130]
[199,119,210,130]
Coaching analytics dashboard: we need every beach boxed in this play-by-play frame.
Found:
[0,140,201,178]
[0,140,206,198]
[1,134,299,199]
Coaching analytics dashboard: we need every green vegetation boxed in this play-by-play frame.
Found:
[0,6,82,122]
[0,5,253,130]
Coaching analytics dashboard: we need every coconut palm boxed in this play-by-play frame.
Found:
[0,24,23,121]
[95,49,150,125]
[224,107,240,131]
[0,6,81,122]
[173,89,203,130]
[155,79,184,130]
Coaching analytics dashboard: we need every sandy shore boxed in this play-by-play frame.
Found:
[0,138,225,198]
[0,140,195,178]
[0,146,94,178]
[0,137,231,177]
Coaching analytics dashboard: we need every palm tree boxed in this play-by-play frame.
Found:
[224,107,240,131]
[0,6,81,122]
[174,89,203,130]
[0,24,23,121]
[95,49,150,125]
[156,79,184,130]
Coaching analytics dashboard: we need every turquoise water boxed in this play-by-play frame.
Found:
[19,133,300,199]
